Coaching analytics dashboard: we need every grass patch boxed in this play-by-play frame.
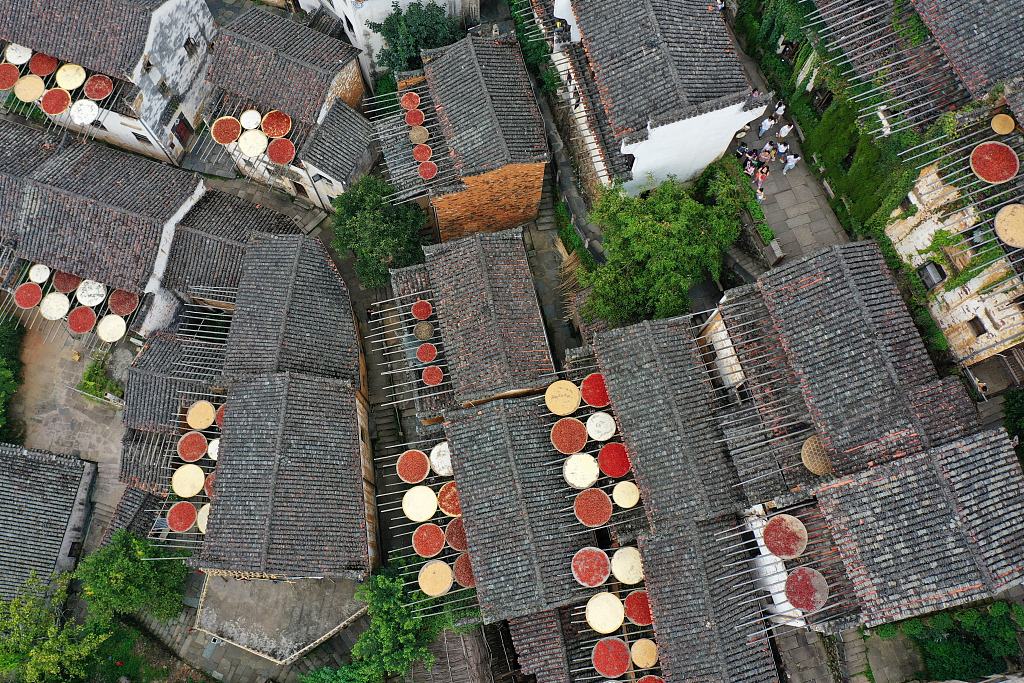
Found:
[77,354,124,403]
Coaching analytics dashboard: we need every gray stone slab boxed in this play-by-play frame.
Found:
[787,214,812,228]
[774,190,798,209]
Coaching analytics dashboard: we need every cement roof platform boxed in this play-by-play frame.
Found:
[195,574,365,663]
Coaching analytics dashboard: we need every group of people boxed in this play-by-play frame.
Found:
[736,99,802,202]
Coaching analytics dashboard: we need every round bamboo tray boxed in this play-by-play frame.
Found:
[611,547,644,585]
[585,592,624,634]
[418,559,453,597]
[402,485,437,522]
[612,480,640,508]
[995,204,1024,248]
[563,452,600,489]
[800,435,833,475]
[631,639,658,669]
[187,400,216,430]
[992,114,1016,135]
[545,380,581,415]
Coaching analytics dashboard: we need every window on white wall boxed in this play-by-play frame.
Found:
[91,119,107,131]
[184,37,199,59]
[132,132,152,145]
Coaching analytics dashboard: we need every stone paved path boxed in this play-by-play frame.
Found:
[729,28,849,264]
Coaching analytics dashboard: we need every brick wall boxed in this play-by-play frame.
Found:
[331,61,365,110]
[432,162,546,241]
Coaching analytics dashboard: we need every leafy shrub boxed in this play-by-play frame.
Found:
[957,608,982,631]
[0,317,24,437]
[875,623,899,639]
[555,197,594,269]
[538,68,561,94]
[900,618,925,636]
[580,161,745,325]
[990,601,1010,617]
[1002,389,1024,458]
[1013,603,1024,627]
[75,530,189,622]
[77,357,123,402]
[928,612,955,631]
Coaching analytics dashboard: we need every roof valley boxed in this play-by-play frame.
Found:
[257,374,293,571]
[639,0,689,110]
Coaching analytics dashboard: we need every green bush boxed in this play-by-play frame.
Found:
[555,198,594,270]
[0,317,24,437]
[75,530,189,623]
[580,159,746,325]
[900,618,925,636]
[990,601,1010,617]
[957,608,982,631]
[538,67,561,94]
[928,611,955,631]
[1002,389,1024,458]
[875,623,899,639]
[77,357,123,402]
[1013,603,1024,627]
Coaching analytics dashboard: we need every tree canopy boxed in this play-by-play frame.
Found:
[0,572,108,683]
[300,564,453,683]
[74,529,189,623]
[332,175,426,289]
[580,159,747,326]
[368,1,462,74]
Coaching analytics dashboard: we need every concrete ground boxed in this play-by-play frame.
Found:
[196,576,365,663]
[7,328,127,554]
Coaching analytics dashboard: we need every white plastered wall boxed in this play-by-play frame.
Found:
[621,98,766,194]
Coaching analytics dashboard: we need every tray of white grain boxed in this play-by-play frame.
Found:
[586,592,625,634]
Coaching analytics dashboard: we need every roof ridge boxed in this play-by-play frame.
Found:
[275,234,304,372]
[222,10,349,76]
[472,233,516,387]
[638,0,689,110]
[925,444,999,594]
[23,175,178,224]
[464,37,513,166]
[257,372,292,570]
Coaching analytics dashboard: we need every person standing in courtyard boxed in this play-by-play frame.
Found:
[778,122,794,139]
[775,101,786,118]
[783,153,802,175]
[758,116,776,139]
[756,187,766,202]
[776,140,790,160]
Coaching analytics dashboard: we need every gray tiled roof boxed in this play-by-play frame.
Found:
[0,0,157,76]
[298,98,375,186]
[717,285,819,503]
[638,516,780,683]
[422,35,548,177]
[198,372,369,578]
[911,0,1024,100]
[507,611,572,683]
[119,428,172,494]
[101,486,161,546]
[594,318,741,523]
[206,7,360,124]
[757,243,959,473]
[570,0,750,143]
[223,233,360,383]
[388,262,457,416]
[444,398,596,623]
[563,43,634,182]
[0,444,89,599]
[1006,77,1024,125]
[163,189,300,296]
[421,229,554,405]
[123,332,223,435]
[817,429,1024,626]
[0,119,199,292]
[376,76,462,198]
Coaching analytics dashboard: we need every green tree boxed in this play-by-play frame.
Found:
[0,572,107,682]
[368,1,462,74]
[332,176,425,289]
[1002,388,1024,457]
[580,165,745,326]
[74,530,189,622]
[350,565,447,680]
